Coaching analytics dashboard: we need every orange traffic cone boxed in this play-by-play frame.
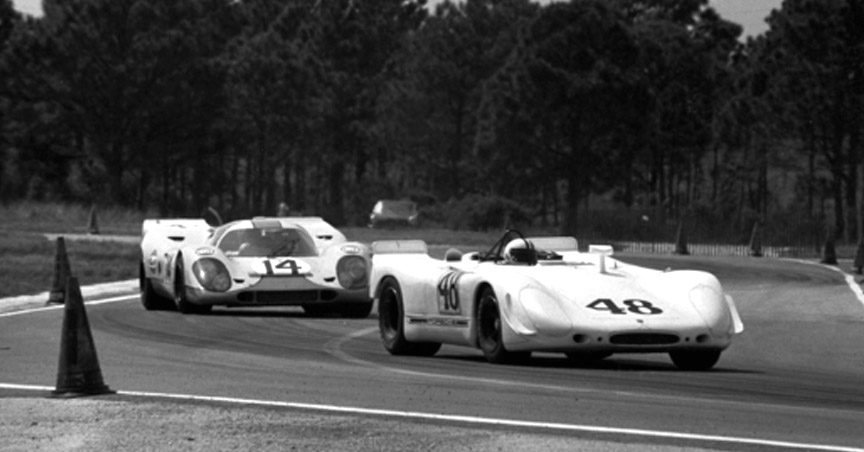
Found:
[46,237,72,305]
[52,276,114,397]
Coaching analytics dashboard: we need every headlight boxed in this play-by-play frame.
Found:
[192,258,231,292]
[337,256,368,289]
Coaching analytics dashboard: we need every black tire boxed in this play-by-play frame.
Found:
[338,300,374,319]
[140,263,174,311]
[564,351,612,363]
[174,259,211,315]
[477,287,530,364]
[669,349,722,371]
[378,278,440,356]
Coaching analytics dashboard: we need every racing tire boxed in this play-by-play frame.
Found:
[338,301,374,319]
[477,287,530,364]
[669,349,722,371]
[174,259,212,315]
[140,263,175,311]
[378,277,440,356]
[564,351,612,363]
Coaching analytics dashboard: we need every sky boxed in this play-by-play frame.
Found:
[11,0,782,38]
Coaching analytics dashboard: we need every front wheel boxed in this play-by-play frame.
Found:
[477,287,530,364]
[140,263,174,311]
[174,259,211,315]
[378,278,440,356]
[669,349,722,371]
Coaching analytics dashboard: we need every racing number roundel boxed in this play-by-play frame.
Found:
[437,271,463,315]
[587,298,663,315]
[253,258,311,276]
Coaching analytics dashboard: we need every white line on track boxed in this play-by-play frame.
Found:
[4,267,864,452]
[0,294,139,319]
[0,382,862,452]
[787,259,864,310]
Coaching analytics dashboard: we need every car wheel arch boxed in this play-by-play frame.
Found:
[172,252,184,295]
[374,274,399,300]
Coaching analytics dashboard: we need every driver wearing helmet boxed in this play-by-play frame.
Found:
[503,238,537,265]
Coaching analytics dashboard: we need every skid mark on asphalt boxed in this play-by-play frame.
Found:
[1,383,862,452]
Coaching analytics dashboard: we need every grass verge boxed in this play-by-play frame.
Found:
[0,202,512,299]
[0,231,140,299]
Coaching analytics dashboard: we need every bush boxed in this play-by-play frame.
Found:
[433,194,532,231]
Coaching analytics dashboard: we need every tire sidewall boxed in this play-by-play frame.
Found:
[378,278,405,351]
[478,288,506,360]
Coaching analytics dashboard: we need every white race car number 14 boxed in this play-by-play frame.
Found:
[255,258,310,276]
[587,298,663,315]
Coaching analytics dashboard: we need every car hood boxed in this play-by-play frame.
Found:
[490,263,730,335]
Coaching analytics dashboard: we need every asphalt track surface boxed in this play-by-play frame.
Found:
[2,254,864,451]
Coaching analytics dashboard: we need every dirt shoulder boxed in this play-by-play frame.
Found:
[0,391,709,452]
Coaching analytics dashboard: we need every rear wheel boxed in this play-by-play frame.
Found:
[140,263,174,311]
[669,349,722,371]
[477,287,530,364]
[378,278,440,356]
[174,259,211,315]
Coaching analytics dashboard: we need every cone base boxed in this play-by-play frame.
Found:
[50,386,115,398]
[46,291,65,305]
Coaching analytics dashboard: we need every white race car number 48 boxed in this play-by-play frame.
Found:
[588,298,663,315]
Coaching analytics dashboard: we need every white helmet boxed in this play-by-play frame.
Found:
[503,238,536,264]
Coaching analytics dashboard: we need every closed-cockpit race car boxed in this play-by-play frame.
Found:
[140,217,373,317]
[371,230,744,370]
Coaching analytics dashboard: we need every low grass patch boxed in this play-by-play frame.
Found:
[0,200,150,235]
[0,202,533,299]
[0,231,140,299]
[1,202,144,298]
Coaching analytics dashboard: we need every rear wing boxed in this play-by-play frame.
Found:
[254,216,347,246]
[141,219,211,240]
[527,236,579,252]
[372,240,428,255]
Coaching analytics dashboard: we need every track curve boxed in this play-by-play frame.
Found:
[3,255,864,450]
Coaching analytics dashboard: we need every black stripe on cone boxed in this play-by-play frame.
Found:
[46,237,71,305]
[52,276,114,398]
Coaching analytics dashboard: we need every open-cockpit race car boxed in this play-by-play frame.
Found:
[140,217,373,317]
[371,230,743,370]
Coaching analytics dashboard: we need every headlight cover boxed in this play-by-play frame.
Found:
[337,256,368,289]
[688,284,731,334]
[192,258,231,292]
[518,287,571,336]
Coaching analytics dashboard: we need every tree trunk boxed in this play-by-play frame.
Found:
[328,160,346,225]
[561,171,581,237]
